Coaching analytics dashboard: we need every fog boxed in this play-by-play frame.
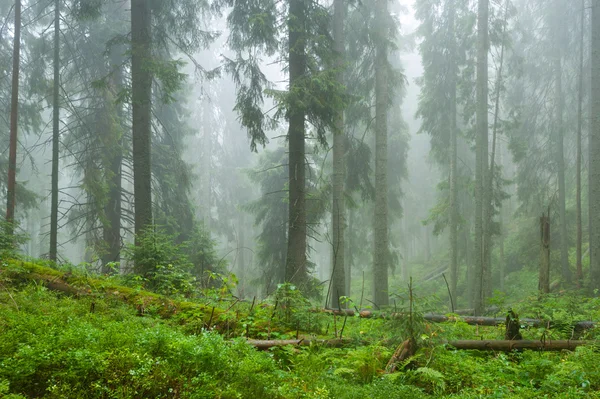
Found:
[0,0,595,310]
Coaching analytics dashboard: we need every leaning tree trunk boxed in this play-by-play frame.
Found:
[285,0,308,287]
[131,0,153,271]
[473,0,489,315]
[373,0,390,307]
[330,0,347,309]
[591,0,600,291]
[49,0,60,261]
[6,0,21,234]
[576,0,585,288]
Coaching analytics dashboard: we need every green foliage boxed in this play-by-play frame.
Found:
[0,220,28,259]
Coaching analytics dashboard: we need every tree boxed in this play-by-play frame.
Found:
[473,0,489,315]
[330,0,347,309]
[285,0,308,287]
[131,0,153,263]
[49,0,60,262]
[576,0,586,287]
[552,0,571,286]
[590,0,600,291]
[6,0,21,234]
[372,0,391,307]
[225,0,345,289]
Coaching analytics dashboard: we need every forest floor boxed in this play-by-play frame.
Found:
[1,258,600,398]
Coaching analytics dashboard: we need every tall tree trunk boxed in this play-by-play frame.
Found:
[473,0,489,316]
[101,44,125,272]
[6,0,21,234]
[373,0,390,307]
[131,0,153,267]
[540,210,551,294]
[238,213,246,297]
[498,143,505,291]
[448,0,459,311]
[590,0,600,291]
[202,99,212,230]
[285,0,308,286]
[49,0,60,261]
[576,0,585,288]
[555,55,570,286]
[486,0,508,297]
[330,0,346,309]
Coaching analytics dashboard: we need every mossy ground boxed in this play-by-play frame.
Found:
[1,259,600,398]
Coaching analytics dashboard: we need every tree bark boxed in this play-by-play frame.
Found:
[485,0,509,296]
[448,340,589,351]
[6,0,21,234]
[555,54,571,286]
[591,0,600,291]
[540,210,551,294]
[49,0,60,261]
[473,0,489,315]
[131,0,153,265]
[285,0,308,287]
[448,0,458,310]
[330,0,347,309]
[101,39,125,272]
[373,0,390,307]
[576,0,586,288]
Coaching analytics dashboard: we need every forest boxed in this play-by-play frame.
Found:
[1,0,600,397]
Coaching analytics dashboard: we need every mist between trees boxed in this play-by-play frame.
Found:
[1,0,600,313]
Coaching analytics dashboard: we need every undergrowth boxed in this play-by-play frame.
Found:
[2,260,600,398]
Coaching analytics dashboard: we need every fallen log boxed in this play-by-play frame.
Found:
[447,340,590,351]
[423,314,596,332]
[245,338,356,350]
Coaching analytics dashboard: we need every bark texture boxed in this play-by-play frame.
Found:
[330,0,346,309]
[448,0,459,311]
[373,0,390,307]
[576,0,586,287]
[131,0,153,262]
[540,211,551,294]
[101,44,125,271]
[49,0,60,261]
[591,0,600,291]
[285,0,308,287]
[473,0,489,315]
[448,340,589,351]
[6,0,21,232]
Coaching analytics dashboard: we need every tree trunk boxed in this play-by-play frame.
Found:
[49,0,60,261]
[591,0,600,291]
[448,340,588,351]
[576,0,586,288]
[6,0,21,234]
[498,144,505,291]
[373,0,390,307]
[555,55,571,286]
[285,0,308,287]
[448,0,459,311]
[131,0,153,265]
[473,0,489,315]
[330,0,346,309]
[540,210,551,294]
[101,41,125,272]
[237,213,246,297]
[486,0,509,296]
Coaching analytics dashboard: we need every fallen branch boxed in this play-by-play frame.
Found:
[447,340,591,351]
